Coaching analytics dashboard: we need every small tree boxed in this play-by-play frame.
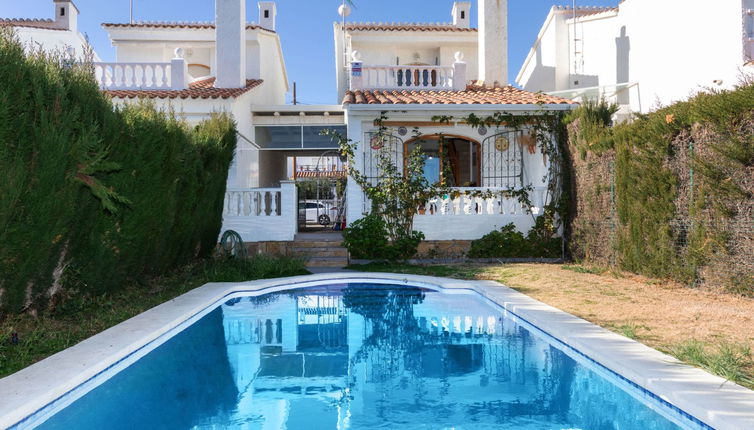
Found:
[324,114,451,259]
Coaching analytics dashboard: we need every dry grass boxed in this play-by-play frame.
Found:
[351,262,754,387]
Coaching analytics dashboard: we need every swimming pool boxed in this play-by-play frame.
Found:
[2,274,753,429]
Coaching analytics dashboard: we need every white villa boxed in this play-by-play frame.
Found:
[5,0,577,261]
[0,0,100,61]
[516,0,754,120]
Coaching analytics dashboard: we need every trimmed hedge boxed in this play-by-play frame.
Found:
[567,87,754,294]
[0,31,237,315]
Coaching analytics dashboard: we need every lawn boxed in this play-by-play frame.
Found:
[350,262,754,389]
[0,256,309,378]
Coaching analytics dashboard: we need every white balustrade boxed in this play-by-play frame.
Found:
[416,187,548,217]
[350,50,467,91]
[221,181,298,242]
[94,49,189,91]
[94,62,173,90]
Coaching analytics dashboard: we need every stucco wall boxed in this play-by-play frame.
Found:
[518,0,752,113]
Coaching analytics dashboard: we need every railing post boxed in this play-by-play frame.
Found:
[349,50,363,91]
[171,48,189,90]
[452,51,467,91]
[280,181,298,241]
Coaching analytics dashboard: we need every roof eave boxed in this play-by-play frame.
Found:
[344,103,577,112]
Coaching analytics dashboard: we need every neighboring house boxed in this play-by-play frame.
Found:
[516,1,754,119]
[0,0,100,61]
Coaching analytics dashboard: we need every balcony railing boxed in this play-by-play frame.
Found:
[221,182,298,242]
[350,51,467,91]
[93,48,189,91]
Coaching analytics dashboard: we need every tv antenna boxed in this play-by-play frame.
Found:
[130,0,134,24]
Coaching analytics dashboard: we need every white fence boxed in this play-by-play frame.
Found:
[221,181,298,242]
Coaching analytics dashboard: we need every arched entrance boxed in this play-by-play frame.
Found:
[403,134,481,187]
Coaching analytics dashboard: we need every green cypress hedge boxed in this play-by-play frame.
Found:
[567,86,754,294]
[0,30,237,315]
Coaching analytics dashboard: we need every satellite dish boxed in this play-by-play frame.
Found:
[338,4,352,18]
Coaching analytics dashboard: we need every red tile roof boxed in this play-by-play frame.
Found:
[105,77,263,100]
[102,22,274,33]
[0,18,66,31]
[344,22,477,32]
[342,84,577,106]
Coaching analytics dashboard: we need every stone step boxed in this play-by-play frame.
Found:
[292,247,349,258]
[306,257,349,268]
[293,241,344,248]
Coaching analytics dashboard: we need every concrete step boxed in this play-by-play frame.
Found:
[306,257,349,268]
[293,241,344,248]
[292,248,349,258]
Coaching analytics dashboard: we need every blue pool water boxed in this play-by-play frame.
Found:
[34,284,706,429]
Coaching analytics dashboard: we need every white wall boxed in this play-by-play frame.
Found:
[13,27,100,61]
[518,1,753,113]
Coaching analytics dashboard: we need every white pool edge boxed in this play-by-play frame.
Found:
[0,272,752,430]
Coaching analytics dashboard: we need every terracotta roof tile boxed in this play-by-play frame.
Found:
[102,22,273,33]
[343,84,577,106]
[105,77,263,100]
[343,22,477,32]
[0,18,66,31]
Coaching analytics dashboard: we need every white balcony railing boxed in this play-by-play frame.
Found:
[350,51,467,91]
[416,187,548,217]
[221,182,298,242]
[94,48,189,91]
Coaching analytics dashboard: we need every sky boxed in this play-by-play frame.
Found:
[1,0,619,105]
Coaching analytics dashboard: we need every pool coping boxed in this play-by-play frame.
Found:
[0,273,752,429]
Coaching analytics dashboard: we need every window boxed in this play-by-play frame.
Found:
[405,136,480,186]
[254,125,346,150]
[60,7,65,16]
[264,10,270,18]
[461,11,465,19]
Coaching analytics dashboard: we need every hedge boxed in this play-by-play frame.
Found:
[567,87,754,294]
[0,30,237,315]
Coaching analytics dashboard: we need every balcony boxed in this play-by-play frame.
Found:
[349,51,467,91]
[93,48,190,91]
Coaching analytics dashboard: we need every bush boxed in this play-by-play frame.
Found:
[342,214,424,261]
[468,223,562,259]
[0,30,237,315]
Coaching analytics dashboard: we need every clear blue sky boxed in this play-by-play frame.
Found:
[1,0,618,104]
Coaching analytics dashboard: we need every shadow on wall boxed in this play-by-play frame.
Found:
[616,25,631,105]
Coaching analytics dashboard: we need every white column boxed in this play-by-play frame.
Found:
[349,51,363,90]
[170,48,188,90]
[452,51,467,91]
[478,0,508,85]
[345,115,365,225]
[280,180,298,241]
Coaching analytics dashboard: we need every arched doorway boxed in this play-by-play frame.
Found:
[404,134,481,187]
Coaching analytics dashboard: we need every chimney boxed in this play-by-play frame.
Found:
[478,0,508,85]
[215,0,247,88]
[54,0,79,33]
[258,2,277,31]
[452,2,471,29]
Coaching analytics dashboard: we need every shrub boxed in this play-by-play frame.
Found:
[468,223,561,259]
[342,214,424,261]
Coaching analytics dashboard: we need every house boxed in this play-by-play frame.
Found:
[0,0,100,61]
[338,0,575,242]
[516,1,754,119]
[23,0,575,254]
